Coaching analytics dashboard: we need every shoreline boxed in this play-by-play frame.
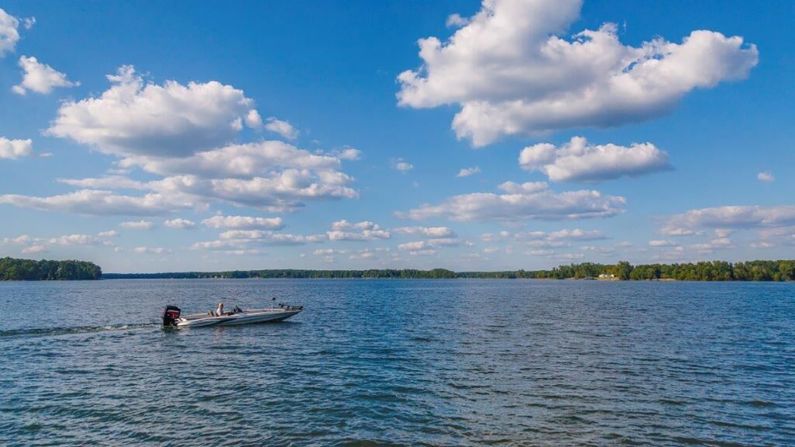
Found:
[3,257,794,282]
[97,276,792,283]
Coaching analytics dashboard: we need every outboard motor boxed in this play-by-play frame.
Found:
[162,305,181,327]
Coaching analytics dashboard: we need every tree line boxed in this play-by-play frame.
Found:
[3,256,792,281]
[0,257,102,280]
[102,268,459,279]
[103,260,795,281]
[529,260,795,281]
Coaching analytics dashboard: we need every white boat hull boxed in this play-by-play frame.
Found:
[174,307,302,328]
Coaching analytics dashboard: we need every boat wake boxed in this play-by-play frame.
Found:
[0,323,157,339]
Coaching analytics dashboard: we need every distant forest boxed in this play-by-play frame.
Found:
[2,256,793,281]
[104,260,795,282]
[0,257,102,280]
[531,260,795,282]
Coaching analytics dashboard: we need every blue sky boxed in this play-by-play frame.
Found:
[0,0,793,272]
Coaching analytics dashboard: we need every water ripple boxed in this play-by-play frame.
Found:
[1,279,794,445]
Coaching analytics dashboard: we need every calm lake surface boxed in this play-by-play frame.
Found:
[1,279,794,446]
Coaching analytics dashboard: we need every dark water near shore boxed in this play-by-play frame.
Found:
[1,279,794,446]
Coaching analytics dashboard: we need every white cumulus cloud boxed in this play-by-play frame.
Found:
[164,218,196,229]
[21,244,47,255]
[755,226,795,248]
[0,8,31,57]
[13,67,358,216]
[481,228,605,249]
[457,166,481,177]
[245,109,263,128]
[445,13,470,28]
[193,230,326,250]
[202,215,284,230]
[519,136,670,182]
[120,140,342,178]
[398,238,460,251]
[393,159,414,172]
[47,65,261,157]
[757,171,775,183]
[264,117,299,140]
[327,220,391,241]
[12,56,78,95]
[57,175,146,190]
[399,181,625,222]
[350,248,391,261]
[313,248,346,256]
[393,226,456,238]
[2,230,117,255]
[336,148,362,161]
[649,240,675,247]
[0,137,32,159]
[120,141,358,211]
[120,220,155,230]
[133,246,170,254]
[149,171,356,212]
[0,190,194,216]
[397,0,758,146]
[663,205,795,235]
[12,141,358,217]
[1,235,32,245]
[48,233,111,246]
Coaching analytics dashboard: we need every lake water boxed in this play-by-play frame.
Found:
[1,279,794,446]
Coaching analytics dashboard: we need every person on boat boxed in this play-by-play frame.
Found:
[215,302,224,316]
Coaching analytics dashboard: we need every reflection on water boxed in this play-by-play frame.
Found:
[1,279,794,445]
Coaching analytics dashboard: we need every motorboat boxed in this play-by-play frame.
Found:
[162,303,303,328]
